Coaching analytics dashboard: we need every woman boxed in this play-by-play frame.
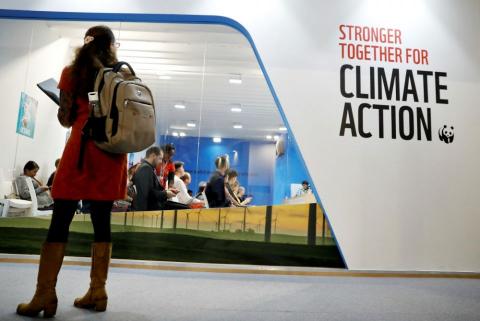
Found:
[17,26,127,317]
[15,161,54,209]
[225,171,252,207]
[205,155,230,208]
[224,169,242,207]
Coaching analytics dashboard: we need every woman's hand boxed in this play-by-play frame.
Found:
[242,197,252,205]
[166,188,179,199]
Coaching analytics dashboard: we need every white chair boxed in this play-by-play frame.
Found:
[0,180,32,217]
[23,178,53,216]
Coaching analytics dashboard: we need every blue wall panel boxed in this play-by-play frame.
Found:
[157,134,308,206]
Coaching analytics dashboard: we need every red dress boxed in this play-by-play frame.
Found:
[51,67,127,201]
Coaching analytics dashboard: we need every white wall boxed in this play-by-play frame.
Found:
[0,19,32,183]
[0,19,70,184]
[0,0,479,272]
[248,142,276,204]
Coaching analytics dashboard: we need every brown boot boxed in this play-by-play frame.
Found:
[74,242,112,312]
[17,242,66,318]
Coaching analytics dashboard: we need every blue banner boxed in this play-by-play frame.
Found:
[16,92,37,139]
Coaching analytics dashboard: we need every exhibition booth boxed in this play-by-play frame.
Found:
[0,1,479,320]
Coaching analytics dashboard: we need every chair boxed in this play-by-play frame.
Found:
[23,177,53,216]
[0,180,32,217]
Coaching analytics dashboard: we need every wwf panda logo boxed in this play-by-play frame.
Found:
[439,125,454,144]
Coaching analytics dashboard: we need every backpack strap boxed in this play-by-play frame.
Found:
[112,61,136,76]
[77,68,105,170]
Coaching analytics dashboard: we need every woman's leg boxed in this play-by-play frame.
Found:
[74,200,113,312]
[46,200,78,242]
[17,199,78,317]
[89,201,113,242]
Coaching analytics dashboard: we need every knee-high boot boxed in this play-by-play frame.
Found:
[17,242,66,318]
[74,242,112,312]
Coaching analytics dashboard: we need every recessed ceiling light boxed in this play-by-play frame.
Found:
[159,75,172,80]
[186,122,196,128]
[174,103,186,109]
[266,135,273,140]
[233,124,243,129]
[179,132,186,137]
[231,107,242,113]
[213,137,222,143]
[273,135,280,141]
[229,74,242,84]
[279,126,287,131]
[172,132,179,137]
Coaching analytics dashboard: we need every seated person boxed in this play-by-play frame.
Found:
[205,155,230,208]
[180,173,204,206]
[171,162,204,207]
[46,158,60,188]
[224,170,244,207]
[131,146,178,211]
[195,181,207,200]
[126,162,141,201]
[296,180,311,197]
[15,161,54,209]
[237,186,252,206]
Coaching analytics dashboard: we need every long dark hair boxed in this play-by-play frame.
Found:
[23,161,39,174]
[70,25,118,97]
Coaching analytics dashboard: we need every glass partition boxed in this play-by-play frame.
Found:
[0,17,343,268]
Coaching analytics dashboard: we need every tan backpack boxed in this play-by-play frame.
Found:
[79,62,155,168]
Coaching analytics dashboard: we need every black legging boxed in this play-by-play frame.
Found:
[46,199,113,243]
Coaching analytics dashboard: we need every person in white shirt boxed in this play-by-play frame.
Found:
[172,161,204,206]
[195,181,207,200]
[296,180,311,197]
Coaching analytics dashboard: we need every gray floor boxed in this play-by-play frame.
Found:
[1,262,479,321]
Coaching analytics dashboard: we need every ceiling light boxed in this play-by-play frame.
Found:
[172,132,179,137]
[186,122,196,128]
[229,74,242,84]
[266,135,273,140]
[233,124,243,129]
[213,137,222,143]
[179,132,186,137]
[279,126,287,131]
[158,75,172,80]
[174,103,186,109]
[230,105,242,113]
[273,135,280,141]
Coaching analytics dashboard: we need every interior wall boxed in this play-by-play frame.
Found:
[0,19,70,185]
[156,135,277,206]
[0,19,33,183]
[1,0,479,272]
[246,142,275,205]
